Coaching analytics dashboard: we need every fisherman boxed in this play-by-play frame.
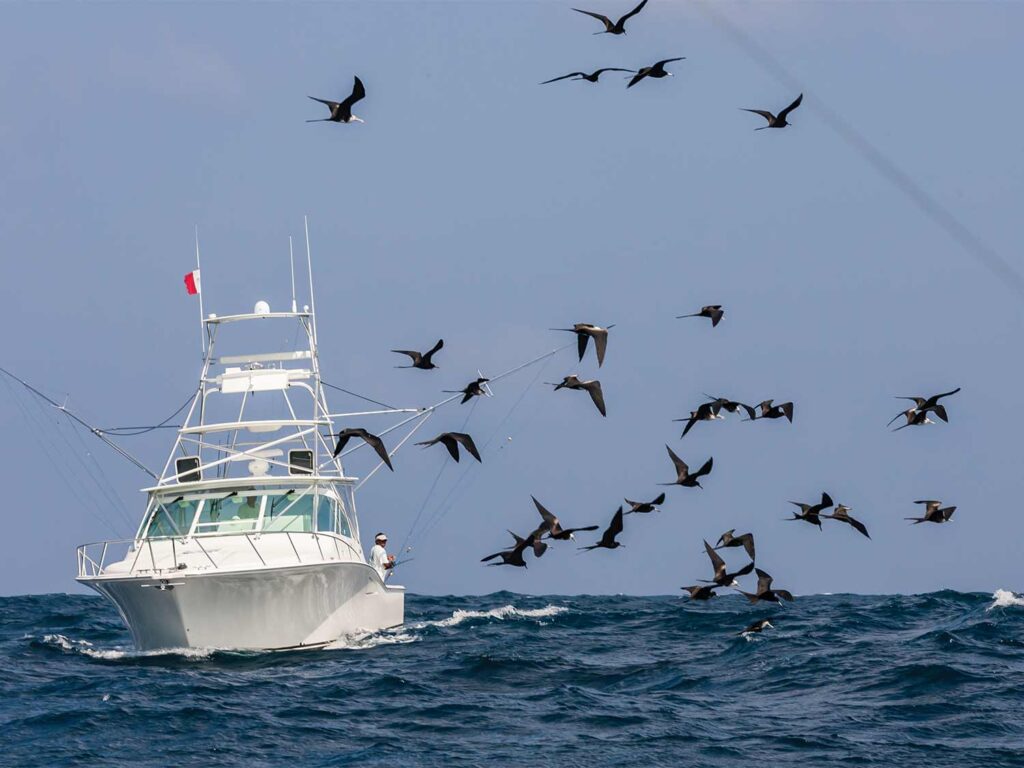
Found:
[369,532,396,580]
[237,496,260,520]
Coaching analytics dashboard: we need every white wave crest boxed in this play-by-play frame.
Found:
[988,589,1024,609]
[414,604,568,629]
[323,630,420,651]
[39,633,215,660]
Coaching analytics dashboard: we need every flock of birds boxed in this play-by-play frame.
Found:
[306,1,963,635]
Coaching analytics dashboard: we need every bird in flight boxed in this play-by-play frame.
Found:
[905,499,957,524]
[889,408,936,431]
[627,58,685,88]
[752,400,794,423]
[787,492,834,529]
[572,0,648,35]
[579,507,625,551]
[739,568,795,604]
[714,529,756,561]
[624,492,665,514]
[307,76,366,124]
[675,401,724,438]
[681,584,718,600]
[415,432,481,463]
[551,323,613,367]
[550,375,607,417]
[531,497,599,541]
[328,428,392,470]
[704,396,757,420]
[889,387,960,427]
[823,504,870,538]
[392,339,443,370]
[662,446,713,488]
[742,93,803,129]
[677,305,724,327]
[481,531,544,568]
[445,377,491,404]
[700,540,754,587]
[541,68,634,84]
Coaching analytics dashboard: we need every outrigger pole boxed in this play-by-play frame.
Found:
[0,365,158,479]
[194,226,206,357]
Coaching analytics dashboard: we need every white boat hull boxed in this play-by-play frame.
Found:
[80,562,404,651]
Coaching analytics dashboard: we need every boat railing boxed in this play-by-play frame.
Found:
[77,531,364,579]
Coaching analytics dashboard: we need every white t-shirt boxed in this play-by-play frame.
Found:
[369,543,389,580]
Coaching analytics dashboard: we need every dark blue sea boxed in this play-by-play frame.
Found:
[2,591,1023,767]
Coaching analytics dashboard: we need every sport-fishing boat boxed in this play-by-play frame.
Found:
[76,277,405,650]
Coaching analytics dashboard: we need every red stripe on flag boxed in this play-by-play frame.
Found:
[184,271,198,295]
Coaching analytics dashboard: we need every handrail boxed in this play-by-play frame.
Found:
[76,530,361,579]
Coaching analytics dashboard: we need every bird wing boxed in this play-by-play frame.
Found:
[775,590,795,602]
[453,432,482,462]
[666,445,689,478]
[715,529,733,547]
[781,402,794,422]
[391,349,421,362]
[564,525,600,535]
[941,506,957,521]
[333,430,355,457]
[532,496,558,529]
[848,516,871,538]
[651,492,666,506]
[742,108,776,123]
[932,404,949,423]
[577,332,590,363]
[711,309,724,327]
[738,403,757,420]
[541,72,587,84]
[590,328,608,367]
[617,0,648,25]
[593,68,634,76]
[309,95,341,110]
[733,561,755,579]
[341,76,366,110]
[886,409,909,427]
[820,492,834,510]
[704,539,726,576]
[414,436,441,448]
[361,431,393,471]
[437,434,461,462]
[626,71,647,88]
[680,414,699,438]
[584,380,607,417]
[755,568,774,593]
[572,7,613,28]
[655,57,686,68]
[607,507,624,538]
[777,92,803,120]
[914,499,943,511]
[738,533,756,560]
[480,551,503,562]
[694,456,714,478]
[932,387,961,403]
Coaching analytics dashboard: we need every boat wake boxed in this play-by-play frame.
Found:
[34,633,217,661]
[988,589,1024,609]
[414,603,568,629]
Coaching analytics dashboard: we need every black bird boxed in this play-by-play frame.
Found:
[675,401,724,438]
[307,76,366,124]
[661,446,713,488]
[392,339,443,370]
[703,395,757,420]
[481,531,544,568]
[905,499,957,524]
[823,504,870,538]
[531,496,599,541]
[541,68,634,84]
[677,305,724,327]
[550,375,607,417]
[551,323,613,366]
[753,400,794,422]
[572,0,647,34]
[714,529,756,560]
[624,492,666,514]
[889,407,937,431]
[896,387,960,419]
[328,428,392,470]
[627,57,685,88]
[445,377,490,404]
[787,492,834,529]
[742,93,803,129]
[681,584,718,600]
[701,540,754,587]
[579,507,625,551]
[415,432,481,463]
[739,618,774,635]
[739,568,795,604]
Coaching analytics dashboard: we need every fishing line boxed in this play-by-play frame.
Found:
[322,381,397,410]
[97,392,195,436]
[694,0,1024,299]
[61,408,136,529]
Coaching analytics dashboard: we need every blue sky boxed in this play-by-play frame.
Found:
[1,1,1022,596]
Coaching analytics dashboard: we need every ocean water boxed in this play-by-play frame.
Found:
[2,591,1023,767]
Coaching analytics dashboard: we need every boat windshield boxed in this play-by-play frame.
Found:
[144,487,354,538]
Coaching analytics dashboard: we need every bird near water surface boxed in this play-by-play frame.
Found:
[739,568,795,604]
[307,76,366,124]
[700,540,754,587]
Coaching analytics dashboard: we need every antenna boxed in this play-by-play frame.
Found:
[194,225,206,356]
[289,236,298,313]
[304,215,318,347]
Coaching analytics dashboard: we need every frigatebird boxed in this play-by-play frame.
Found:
[701,540,754,587]
[551,323,613,366]
[742,93,803,129]
[624,492,666,514]
[481,531,544,567]
[531,496,599,541]
[739,569,795,604]
[714,529,756,560]
[661,446,713,488]
[787,492,834,529]
[675,401,724,438]
[541,68,634,84]
[445,377,491,404]
[682,585,718,600]
[579,507,625,551]
[572,0,648,34]
[307,76,366,124]
[677,305,724,327]
[550,375,607,417]
[328,428,392,470]
[627,57,685,88]
[905,499,957,524]
[753,400,794,422]
[415,432,481,463]
[392,339,443,369]
[823,504,870,538]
